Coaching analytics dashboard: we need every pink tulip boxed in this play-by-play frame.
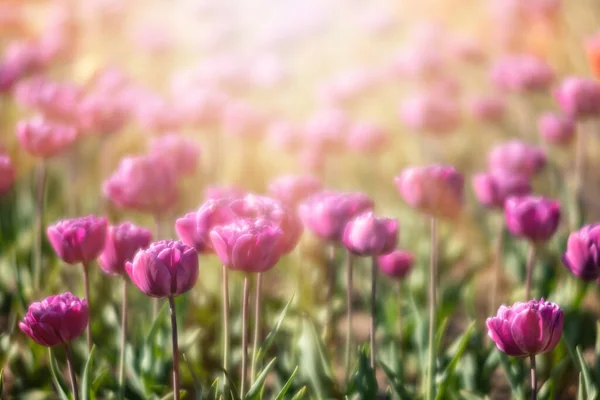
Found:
[99,222,152,276]
[149,134,201,175]
[204,184,246,201]
[537,112,575,146]
[467,96,506,123]
[77,92,128,136]
[504,196,560,243]
[304,108,349,152]
[554,77,600,120]
[346,122,388,154]
[47,215,108,265]
[135,95,182,133]
[16,116,78,158]
[490,54,554,93]
[472,171,532,209]
[377,250,414,279]
[399,90,461,136]
[221,100,268,139]
[268,175,322,207]
[342,212,398,256]
[15,78,82,122]
[562,224,600,281]
[488,140,546,177]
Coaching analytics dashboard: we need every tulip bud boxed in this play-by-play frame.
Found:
[554,77,600,120]
[16,116,78,158]
[343,212,398,256]
[47,215,108,265]
[504,196,560,243]
[537,112,575,146]
[99,222,152,276]
[377,250,414,279]
[562,224,600,281]
[488,140,546,177]
[472,171,531,209]
[268,175,322,207]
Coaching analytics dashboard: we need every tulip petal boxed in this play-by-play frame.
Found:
[487,317,526,357]
[511,309,544,355]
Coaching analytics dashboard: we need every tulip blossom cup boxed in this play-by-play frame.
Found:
[20,293,89,399]
[487,299,564,400]
[562,224,600,282]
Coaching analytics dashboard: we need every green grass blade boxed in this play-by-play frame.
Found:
[273,366,298,400]
[244,357,277,399]
[48,348,70,400]
[81,345,96,400]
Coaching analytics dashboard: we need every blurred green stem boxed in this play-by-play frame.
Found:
[241,275,250,397]
[33,160,46,291]
[426,216,438,400]
[64,342,80,400]
[344,250,354,383]
[530,355,537,400]
[325,245,335,343]
[490,224,505,316]
[82,262,92,351]
[119,277,127,399]
[370,256,377,369]
[250,272,263,384]
[168,296,180,400]
[222,265,230,380]
[525,245,537,300]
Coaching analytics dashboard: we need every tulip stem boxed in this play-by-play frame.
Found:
[64,342,80,400]
[370,256,378,369]
[82,263,92,351]
[250,272,263,384]
[525,245,537,300]
[168,296,180,400]
[397,281,403,347]
[426,216,438,400]
[119,277,127,399]
[490,224,505,316]
[344,251,354,384]
[241,275,250,397]
[222,265,230,381]
[33,160,46,292]
[530,354,537,400]
[325,245,335,343]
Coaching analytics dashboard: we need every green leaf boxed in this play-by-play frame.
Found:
[273,366,298,400]
[81,345,96,400]
[435,317,449,354]
[378,360,413,400]
[289,387,307,400]
[347,347,377,399]
[255,294,294,365]
[435,321,475,400]
[220,367,242,400]
[576,346,598,400]
[48,348,70,400]
[0,368,4,394]
[183,353,203,399]
[245,357,277,399]
[497,351,523,399]
[208,378,219,400]
[146,303,168,344]
[578,373,585,400]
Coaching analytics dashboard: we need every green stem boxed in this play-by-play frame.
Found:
[240,275,250,397]
[82,263,92,351]
[370,256,377,369]
[525,245,537,300]
[325,245,335,342]
[33,161,46,291]
[530,354,537,400]
[426,216,438,400]
[119,277,127,398]
[168,296,180,400]
[222,265,230,379]
[490,224,505,316]
[250,272,263,384]
[344,251,354,383]
[64,342,80,400]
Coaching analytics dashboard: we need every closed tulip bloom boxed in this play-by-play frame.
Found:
[399,91,461,136]
[210,218,284,273]
[585,31,600,78]
[504,196,560,242]
[299,191,374,242]
[490,54,554,93]
[149,134,201,175]
[99,222,152,276]
[268,175,322,207]
[486,299,563,357]
[204,184,246,201]
[343,212,398,256]
[126,240,198,298]
[394,165,464,219]
[0,153,15,196]
[175,199,237,253]
[346,122,389,154]
[17,79,82,122]
[467,96,505,123]
[19,292,89,347]
[472,171,532,209]
[16,116,78,158]
[562,224,600,281]
[537,112,575,146]
[377,250,414,279]
[77,92,128,136]
[488,140,546,177]
[304,108,349,152]
[554,77,600,120]
[47,215,108,265]
[104,155,179,213]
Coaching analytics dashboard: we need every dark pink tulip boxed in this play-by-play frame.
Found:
[210,218,284,273]
[488,140,546,177]
[304,108,349,152]
[346,122,388,154]
[467,96,506,123]
[19,292,88,347]
[504,196,560,243]
[554,77,600,120]
[204,184,246,201]
[472,171,532,209]
[103,155,179,213]
[342,212,398,256]
[299,191,374,242]
[126,240,198,298]
[268,175,322,207]
[77,92,128,136]
[486,299,563,357]
[399,90,461,136]
[47,215,108,265]
[377,250,414,279]
[149,134,201,176]
[490,54,554,93]
[394,165,464,219]
[0,153,15,196]
[562,224,600,281]
[175,199,237,253]
[99,222,152,276]
[16,116,78,158]
[537,112,575,146]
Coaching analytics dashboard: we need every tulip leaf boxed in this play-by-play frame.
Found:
[435,321,475,400]
[346,346,378,399]
[273,366,298,400]
[219,367,242,400]
[0,368,3,394]
[289,386,307,400]
[183,353,203,399]
[146,303,168,344]
[244,357,276,399]
[255,293,294,365]
[578,373,585,400]
[497,351,524,399]
[575,345,598,400]
[378,360,413,400]
[48,348,70,400]
[80,345,96,400]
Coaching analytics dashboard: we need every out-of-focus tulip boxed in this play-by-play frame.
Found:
[394,165,464,219]
[391,45,444,79]
[204,184,246,201]
[19,292,89,347]
[177,87,227,127]
[472,171,532,209]
[298,145,326,175]
[585,31,600,78]
[449,36,486,64]
[399,90,461,136]
[16,117,78,158]
[126,240,198,298]
[149,134,201,175]
[490,54,554,93]
[47,215,108,265]
[103,155,179,213]
[318,69,377,106]
[99,222,152,276]
[135,95,182,133]
[221,100,268,139]
[486,299,563,357]
[467,96,506,123]
[377,250,414,279]
[16,78,82,122]
[0,153,15,196]
[346,122,388,154]
[299,191,374,242]
[77,92,128,136]
[175,199,237,253]
[266,120,301,151]
[210,218,284,273]
[504,196,560,242]
[488,140,546,177]
[562,224,600,281]
[268,175,322,207]
[537,112,575,146]
[342,212,398,256]
[554,77,600,120]
[304,108,349,152]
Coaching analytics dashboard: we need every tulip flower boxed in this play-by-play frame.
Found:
[399,90,461,136]
[346,122,389,155]
[562,224,600,281]
[304,108,349,153]
[47,215,107,350]
[378,250,414,279]
[488,140,546,178]
[20,293,89,399]
[16,116,78,159]
[126,240,199,400]
[0,153,15,196]
[490,54,554,93]
[554,77,600,120]
[537,112,575,146]
[487,299,563,400]
[472,171,532,209]
[77,91,128,136]
[149,134,201,176]
[268,174,322,207]
[467,96,505,123]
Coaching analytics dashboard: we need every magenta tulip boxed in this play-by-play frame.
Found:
[537,112,575,146]
[16,116,78,158]
[562,224,600,281]
[47,215,108,265]
[99,222,152,276]
[488,140,546,177]
[342,212,398,256]
[377,250,414,279]
[149,134,201,176]
[554,77,600,119]
[472,171,532,209]
[504,196,560,243]
[268,175,322,207]
[77,92,128,136]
